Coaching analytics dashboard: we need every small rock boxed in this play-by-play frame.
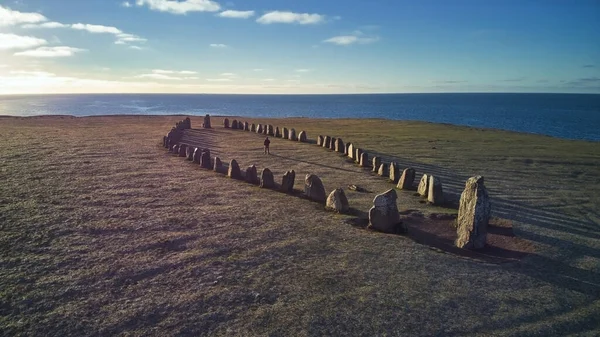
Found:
[377,163,386,176]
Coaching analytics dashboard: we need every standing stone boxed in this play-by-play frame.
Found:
[257,124,263,134]
[378,163,386,176]
[244,122,249,131]
[178,144,187,157]
[428,175,444,205]
[346,143,353,157]
[228,159,242,179]
[398,168,416,190]
[335,138,345,153]
[251,123,256,132]
[355,148,363,163]
[323,136,331,148]
[455,176,491,249]
[203,114,211,128]
[200,150,211,169]
[389,162,400,184]
[260,168,275,189]
[245,165,259,185]
[239,122,245,130]
[193,148,202,164]
[281,170,296,193]
[329,138,336,151]
[289,129,297,141]
[186,146,195,161]
[359,152,369,167]
[282,128,289,139]
[213,157,223,173]
[368,189,406,234]
[231,120,238,129]
[417,174,430,197]
[224,118,230,128]
[266,125,273,136]
[275,127,281,138]
[372,157,381,172]
[171,144,178,153]
[317,135,324,146]
[298,131,307,142]
[326,188,350,213]
[304,174,326,203]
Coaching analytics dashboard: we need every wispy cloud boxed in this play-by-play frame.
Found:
[136,73,183,80]
[135,0,221,14]
[72,23,122,34]
[0,33,47,50]
[122,1,132,7]
[14,46,86,58]
[115,33,147,44]
[21,21,68,29]
[129,45,143,50]
[499,77,526,82]
[323,34,379,46]
[218,10,254,19]
[295,69,311,73]
[253,68,264,72]
[153,69,197,74]
[262,78,275,82]
[433,80,468,84]
[220,72,236,77]
[210,43,228,48]
[565,77,600,87]
[206,78,232,82]
[256,11,326,25]
[582,64,595,68]
[0,5,47,26]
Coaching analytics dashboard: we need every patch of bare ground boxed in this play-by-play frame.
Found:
[1,115,599,336]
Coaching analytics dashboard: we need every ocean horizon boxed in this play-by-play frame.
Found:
[1,93,599,141]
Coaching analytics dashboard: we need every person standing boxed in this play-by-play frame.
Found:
[264,136,271,154]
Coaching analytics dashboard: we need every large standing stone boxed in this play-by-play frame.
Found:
[346,143,353,157]
[335,138,345,153]
[203,114,211,128]
[186,146,195,161]
[417,174,429,197]
[171,144,178,153]
[398,168,416,190]
[326,188,350,213]
[231,120,238,129]
[456,176,491,249]
[304,174,326,203]
[244,121,249,131]
[389,162,400,184]
[329,138,336,151]
[355,148,363,163]
[193,148,202,164]
[289,129,297,141]
[239,122,245,130]
[213,157,223,173]
[245,165,259,185]
[275,127,281,138]
[228,159,242,179]
[317,135,324,146]
[200,150,211,169]
[263,125,268,135]
[378,163,386,176]
[298,131,307,142]
[257,124,263,134]
[323,136,331,148]
[359,152,369,167]
[368,189,406,234]
[260,168,275,189]
[281,170,295,193]
[282,128,289,139]
[224,118,230,128]
[372,157,381,172]
[267,125,274,136]
[178,144,187,157]
[428,175,444,205]
[251,124,256,132]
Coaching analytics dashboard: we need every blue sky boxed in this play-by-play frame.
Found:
[0,0,598,94]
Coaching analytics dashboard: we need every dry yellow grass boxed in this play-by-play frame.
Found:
[1,115,599,336]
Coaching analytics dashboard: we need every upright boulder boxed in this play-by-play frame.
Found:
[346,143,353,158]
[377,163,386,176]
[359,152,369,167]
[281,170,295,193]
[171,144,179,153]
[368,189,406,234]
[398,168,416,190]
[298,131,307,142]
[326,188,350,213]
[186,146,195,161]
[317,135,324,146]
[417,174,429,197]
[228,159,242,179]
[213,157,223,173]
[178,144,187,157]
[304,174,326,203]
[267,125,275,136]
[203,114,211,128]
[260,168,275,189]
[428,175,444,205]
[245,165,259,185]
[355,148,363,163]
[323,136,331,149]
[244,121,249,131]
[372,157,381,172]
[389,162,400,184]
[335,138,345,153]
[192,148,202,164]
[224,118,230,128]
[239,122,245,130]
[275,127,281,138]
[282,128,289,140]
[200,150,211,169]
[251,123,256,132]
[257,124,263,134]
[231,120,238,129]
[289,128,297,141]
[263,125,268,135]
[455,176,491,249]
[329,138,336,151]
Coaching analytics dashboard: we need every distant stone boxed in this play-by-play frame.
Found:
[245,165,259,185]
[213,157,223,172]
[335,138,345,153]
[239,122,245,130]
[377,163,386,176]
[231,120,238,129]
[203,114,211,128]
[267,125,275,136]
[228,159,242,179]
[275,127,281,138]
[260,168,275,189]
[355,148,363,163]
[368,189,406,234]
[398,168,416,190]
[257,124,263,134]
[200,150,211,169]
[304,174,326,203]
[329,138,336,151]
[289,128,297,141]
[428,175,444,205]
[281,170,295,193]
[282,128,289,139]
[456,176,491,249]
[417,174,429,197]
[359,152,369,167]
[244,121,249,131]
[178,144,187,157]
[171,144,178,153]
[193,148,202,164]
[251,123,256,132]
[298,131,307,142]
[323,136,331,148]
[224,118,230,128]
[317,135,324,146]
[346,143,353,158]
[372,157,381,172]
[389,162,400,184]
[186,146,195,161]
[326,188,350,213]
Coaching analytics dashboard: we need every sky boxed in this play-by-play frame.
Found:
[0,0,599,94]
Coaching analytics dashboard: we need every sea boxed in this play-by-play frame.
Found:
[1,93,599,141]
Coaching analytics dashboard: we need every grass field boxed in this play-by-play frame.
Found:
[1,115,599,336]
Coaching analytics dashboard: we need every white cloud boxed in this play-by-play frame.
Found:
[253,68,264,72]
[115,33,147,44]
[72,23,122,34]
[295,69,311,73]
[122,1,132,7]
[10,70,56,77]
[0,33,47,50]
[256,11,326,25]
[152,69,197,74]
[21,21,68,29]
[209,43,227,48]
[220,72,236,77]
[0,5,47,26]
[323,35,379,46]
[136,73,182,80]
[135,0,220,14]
[14,46,86,58]
[262,78,275,82]
[218,10,254,19]
[206,78,232,82]
[129,45,143,50]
